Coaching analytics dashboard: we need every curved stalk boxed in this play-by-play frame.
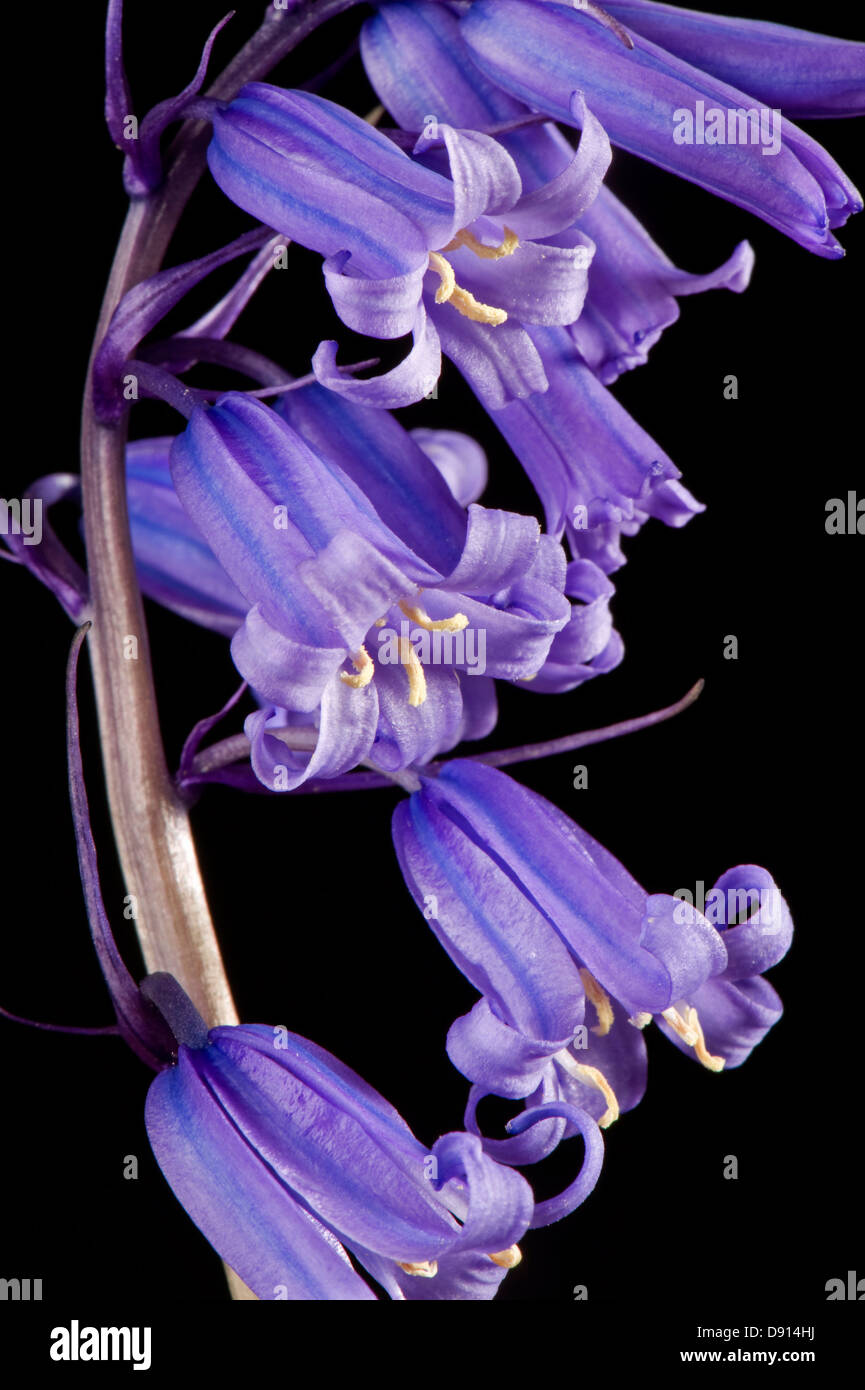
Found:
[79,0,363,1026]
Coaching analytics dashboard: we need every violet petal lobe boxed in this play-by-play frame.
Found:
[461,0,862,256]
[603,2,865,119]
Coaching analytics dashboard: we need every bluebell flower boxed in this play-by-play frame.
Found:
[361,0,748,562]
[167,390,563,786]
[206,84,608,407]
[460,0,862,257]
[56,644,556,1302]
[11,392,622,788]
[125,389,615,786]
[392,759,792,1160]
[141,975,538,1301]
[363,0,754,382]
[491,323,704,566]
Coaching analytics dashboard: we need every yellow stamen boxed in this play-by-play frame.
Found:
[364,103,385,127]
[629,1011,652,1030]
[488,1244,522,1269]
[398,636,428,707]
[339,645,374,689]
[427,251,508,325]
[555,1050,620,1128]
[443,226,520,260]
[450,285,508,326]
[428,251,456,304]
[579,967,614,1037]
[662,1005,725,1072]
[398,1260,438,1278]
[399,600,469,633]
[685,1005,725,1073]
[661,1005,698,1047]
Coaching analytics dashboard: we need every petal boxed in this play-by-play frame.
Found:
[429,296,548,410]
[410,427,489,506]
[493,326,692,539]
[231,606,345,713]
[443,502,543,593]
[455,672,499,742]
[707,865,794,982]
[392,790,585,1044]
[447,998,574,1100]
[145,1051,376,1300]
[573,185,754,383]
[277,383,467,575]
[313,302,442,408]
[208,85,455,276]
[127,438,247,636]
[416,586,568,681]
[462,0,861,257]
[422,760,718,1016]
[465,1074,567,1166]
[528,559,620,691]
[505,1101,604,1226]
[451,230,591,326]
[201,1031,462,1263]
[640,895,728,1004]
[430,1130,534,1254]
[507,93,612,238]
[414,123,522,237]
[370,660,464,770]
[361,0,567,188]
[657,975,784,1069]
[362,0,528,134]
[297,528,429,649]
[322,253,426,339]
[604,2,865,119]
[246,675,378,791]
[169,394,429,642]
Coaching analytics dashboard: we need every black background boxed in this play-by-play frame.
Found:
[2,0,862,1347]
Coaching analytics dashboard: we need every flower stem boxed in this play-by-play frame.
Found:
[185,681,705,794]
[79,0,363,1026]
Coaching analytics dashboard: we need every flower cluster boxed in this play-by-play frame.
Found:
[4,0,860,1300]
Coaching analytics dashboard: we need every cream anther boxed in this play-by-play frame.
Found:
[428,251,456,303]
[339,645,374,689]
[427,251,507,325]
[628,1012,652,1030]
[449,286,508,326]
[488,1245,522,1269]
[685,1005,725,1073]
[554,1050,620,1128]
[662,1005,725,1072]
[399,600,469,633]
[444,226,520,260]
[398,636,428,707]
[579,967,614,1036]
